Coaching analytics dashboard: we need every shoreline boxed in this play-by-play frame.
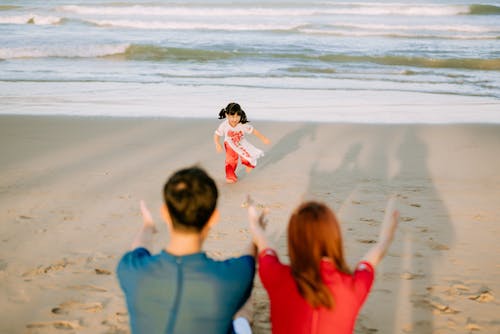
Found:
[1,115,499,333]
[3,112,500,122]
[2,82,500,123]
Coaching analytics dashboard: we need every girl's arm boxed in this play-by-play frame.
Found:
[361,197,399,267]
[252,129,270,145]
[214,133,223,152]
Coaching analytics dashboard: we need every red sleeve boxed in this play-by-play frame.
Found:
[258,248,288,289]
[352,261,375,302]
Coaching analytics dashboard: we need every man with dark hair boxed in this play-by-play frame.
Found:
[117,166,255,334]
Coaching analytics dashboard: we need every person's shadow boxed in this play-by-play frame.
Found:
[386,127,454,333]
[258,123,317,170]
[237,123,316,181]
[307,141,363,202]
[305,126,454,333]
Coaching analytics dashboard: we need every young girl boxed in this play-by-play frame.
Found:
[247,197,399,334]
[214,102,270,183]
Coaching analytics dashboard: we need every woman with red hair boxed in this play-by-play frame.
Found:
[247,197,399,334]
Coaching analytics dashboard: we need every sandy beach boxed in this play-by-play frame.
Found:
[0,115,499,334]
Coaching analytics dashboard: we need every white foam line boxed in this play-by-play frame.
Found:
[87,19,298,31]
[0,14,62,25]
[0,44,130,59]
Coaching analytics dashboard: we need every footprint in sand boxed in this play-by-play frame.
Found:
[356,324,378,333]
[466,318,482,331]
[429,300,459,315]
[269,202,284,209]
[102,311,128,324]
[356,239,377,244]
[355,316,378,333]
[97,310,129,333]
[94,268,112,275]
[208,232,227,240]
[67,285,107,292]
[466,287,495,303]
[359,218,378,225]
[22,259,74,277]
[402,320,433,333]
[373,288,392,295]
[473,214,484,221]
[26,320,81,330]
[400,271,426,280]
[51,300,104,314]
[428,240,450,251]
[238,229,253,240]
[412,296,459,315]
[444,283,470,296]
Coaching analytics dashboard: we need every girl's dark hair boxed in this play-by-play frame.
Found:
[217,102,249,124]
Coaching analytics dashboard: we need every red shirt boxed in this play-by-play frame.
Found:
[258,249,375,334]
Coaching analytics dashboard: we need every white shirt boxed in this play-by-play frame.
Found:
[215,120,264,166]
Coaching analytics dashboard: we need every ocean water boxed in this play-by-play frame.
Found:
[0,0,499,122]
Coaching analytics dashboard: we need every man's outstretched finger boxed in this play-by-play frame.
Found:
[140,200,157,233]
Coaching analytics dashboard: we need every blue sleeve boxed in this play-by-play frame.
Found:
[223,255,256,309]
[225,255,255,280]
[238,254,256,293]
[116,247,152,290]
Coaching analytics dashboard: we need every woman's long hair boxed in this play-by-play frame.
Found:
[288,201,351,309]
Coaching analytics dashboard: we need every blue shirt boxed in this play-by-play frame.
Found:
[117,248,255,334]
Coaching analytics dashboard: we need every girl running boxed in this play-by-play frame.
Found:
[214,102,270,183]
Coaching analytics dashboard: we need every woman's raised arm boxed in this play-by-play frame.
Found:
[361,197,400,267]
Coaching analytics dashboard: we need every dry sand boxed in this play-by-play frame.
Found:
[0,115,499,334]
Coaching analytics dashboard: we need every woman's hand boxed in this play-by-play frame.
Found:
[246,195,269,252]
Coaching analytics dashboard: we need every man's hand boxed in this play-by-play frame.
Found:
[131,200,158,250]
[140,200,158,233]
